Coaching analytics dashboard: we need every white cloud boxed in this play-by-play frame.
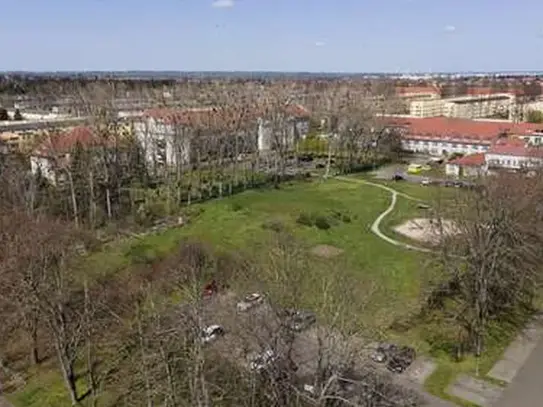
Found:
[444,25,456,32]
[315,41,326,47]
[212,0,234,8]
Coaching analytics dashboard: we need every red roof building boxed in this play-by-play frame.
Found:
[445,152,487,177]
[449,153,486,167]
[32,126,99,157]
[388,117,543,143]
[487,138,543,158]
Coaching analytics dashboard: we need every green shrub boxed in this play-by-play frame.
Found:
[329,209,352,224]
[296,212,314,227]
[314,215,331,230]
[231,202,244,212]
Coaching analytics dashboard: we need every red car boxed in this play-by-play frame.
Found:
[203,280,218,298]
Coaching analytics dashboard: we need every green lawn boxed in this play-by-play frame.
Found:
[11,177,434,407]
[8,176,517,407]
[117,178,433,327]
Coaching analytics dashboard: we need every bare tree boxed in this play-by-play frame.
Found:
[432,172,543,369]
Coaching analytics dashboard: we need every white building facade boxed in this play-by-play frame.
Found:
[401,137,490,156]
[485,151,543,170]
[133,109,309,170]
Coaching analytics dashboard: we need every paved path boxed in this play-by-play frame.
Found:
[488,316,543,384]
[335,177,432,253]
[492,322,543,407]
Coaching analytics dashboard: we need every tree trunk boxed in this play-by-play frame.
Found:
[324,136,333,179]
[30,322,39,365]
[56,343,78,406]
[105,188,112,219]
[84,281,97,407]
[88,170,96,228]
[67,172,79,228]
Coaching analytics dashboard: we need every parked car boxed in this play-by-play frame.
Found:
[370,343,416,374]
[248,349,278,371]
[386,346,416,373]
[282,309,317,332]
[202,280,219,299]
[391,174,405,181]
[236,293,265,312]
[200,325,225,344]
[420,177,431,186]
[370,343,396,364]
[407,164,423,174]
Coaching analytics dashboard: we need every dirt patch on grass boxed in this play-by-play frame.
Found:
[310,244,344,258]
[393,218,458,245]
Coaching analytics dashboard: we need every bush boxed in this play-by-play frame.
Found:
[296,212,314,227]
[314,215,331,230]
[231,202,243,212]
[329,209,352,224]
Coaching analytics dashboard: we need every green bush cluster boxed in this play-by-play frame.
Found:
[296,208,355,230]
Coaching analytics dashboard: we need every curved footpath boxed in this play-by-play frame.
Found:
[335,177,432,253]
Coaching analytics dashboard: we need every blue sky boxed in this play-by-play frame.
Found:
[2,0,543,72]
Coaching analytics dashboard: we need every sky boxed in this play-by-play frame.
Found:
[2,0,543,73]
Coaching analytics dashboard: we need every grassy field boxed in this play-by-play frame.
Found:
[115,177,434,326]
[10,177,434,406]
[7,175,519,407]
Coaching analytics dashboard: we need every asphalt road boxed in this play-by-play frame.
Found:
[372,163,452,185]
[492,336,543,407]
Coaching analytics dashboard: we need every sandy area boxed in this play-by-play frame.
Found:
[310,244,344,258]
[393,218,459,245]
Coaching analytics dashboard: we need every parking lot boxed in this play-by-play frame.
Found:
[195,290,428,387]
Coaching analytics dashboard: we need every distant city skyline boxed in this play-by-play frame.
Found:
[3,0,543,73]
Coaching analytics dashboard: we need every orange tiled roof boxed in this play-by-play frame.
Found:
[487,138,543,158]
[466,87,523,97]
[33,126,98,156]
[449,153,486,166]
[387,117,543,142]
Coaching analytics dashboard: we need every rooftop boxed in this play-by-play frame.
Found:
[33,126,102,157]
[449,153,486,166]
[387,116,543,142]
[447,94,513,105]
[487,138,543,158]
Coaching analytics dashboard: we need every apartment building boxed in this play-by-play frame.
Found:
[409,93,515,119]
[133,105,310,172]
[409,99,444,118]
